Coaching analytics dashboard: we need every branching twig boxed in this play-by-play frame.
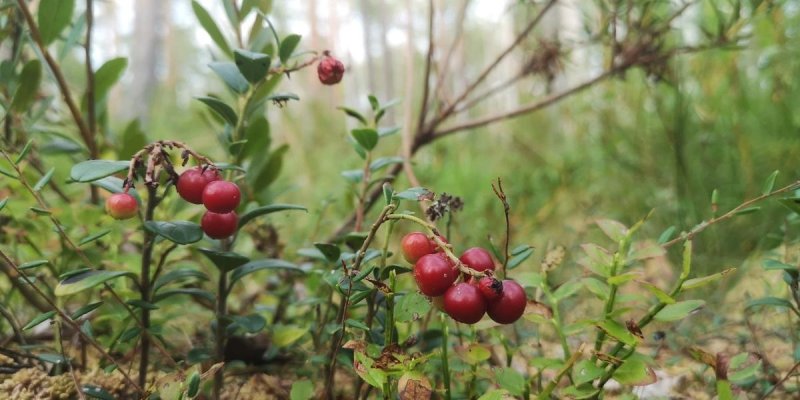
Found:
[415,0,436,135]
[492,178,511,277]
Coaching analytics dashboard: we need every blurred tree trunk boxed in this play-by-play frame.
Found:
[124,0,166,123]
[376,1,395,123]
[359,0,377,95]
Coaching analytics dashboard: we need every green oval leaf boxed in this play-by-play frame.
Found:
[313,243,341,262]
[595,319,639,347]
[654,299,705,322]
[32,167,55,192]
[144,221,203,245]
[198,248,250,272]
[23,311,56,331]
[94,58,128,104]
[78,229,112,246]
[153,268,208,292]
[238,203,307,229]
[279,34,302,64]
[229,259,304,287]
[209,61,249,93]
[11,60,42,111]
[351,128,379,151]
[234,49,271,83]
[395,292,431,322]
[70,301,103,320]
[191,0,232,57]
[38,0,75,45]
[682,268,736,290]
[186,371,201,398]
[55,270,135,296]
[197,96,238,126]
[19,259,50,270]
[70,160,129,183]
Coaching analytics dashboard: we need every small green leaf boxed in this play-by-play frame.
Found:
[370,156,404,171]
[613,353,655,385]
[367,95,380,111]
[507,246,534,270]
[595,319,639,347]
[153,268,208,292]
[683,268,736,290]
[78,229,111,246]
[70,160,129,183]
[272,324,308,347]
[460,344,492,365]
[265,93,300,103]
[279,34,302,64]
[55,270,135,296]
[383,183,393,205]
[209,62,249,93]
[762,170,779,195]
[186,371,201,398]
[229,259,303,287]
[716,380,733,400]
[746,296,795,311]
[93,58,128,104]
[346,319,370,331]
[23,311,56,330]
[314,243,341,262]
[657,226,677,244]
[573,360,605,385]
[654,300,705,322]
[290,379,314,400]
[553,279,582,301]
[198,248,250,272]
[338,106,368,125]
[728,360,761,384]
[70,301,103,319]
[733,206,761,216]
[378,126,401,137]
[495,367,526,396]
[238,204,307,229]
[30,207,51,215]
[393,187,430,201]
[395,292,431,322]
[32,168,55,191]
[191,1,232,56]
[197,97,238,126]
[144,221,203,245]
[127,299,159,310]
[0,198,7,212]
[234,49,271,83]
[681,240,692,280]
[15,139,34,164]
[230,314,266,334]
[638,281,675,304]
[11,60,42,111]
[351,128,379,151]
[38,0,75,45]
[607,272,639,285]
[763,259,797,271]
[19,259,49,270]
[596,219,627,242]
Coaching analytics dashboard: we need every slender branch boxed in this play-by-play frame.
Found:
[434,0,471,109]
[15,0,96,158]
[429,0,558,131]
[0,249,143,394]
[492,178,511,277]
[662,180,800,248]
[760,360,800,399]
[56,321,86,400]
[415,0,435,135]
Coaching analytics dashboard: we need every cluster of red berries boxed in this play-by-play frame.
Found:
[176,167,240,239]
[401,232,527,325]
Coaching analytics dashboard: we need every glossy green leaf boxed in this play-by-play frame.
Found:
[683,268,736,290]
[496,367,526,396]
[351,128,379,151]
[508,245,534,270]
[38,0,75,45]
[231,48,271,84]
[762,170,779,195]
[0,198,7,212]
[229,259,303,287]
[393,187,430,201]
[197,97,238,126]
[119,119,148,159]
[209,61,249,93]
[69,160,129,182]
[127,299,159,310]
[657,226,677,244]
[763,259,796,271]
[290,380,314,400]
[346,318,370,331]
[313,243,341,262]
[746,296,795,310]
[573,359,605,385]
[248,144,289,191]
[230,314,266,334]
[460,344,492,365]
[144,221,203,245]
[186,372,201,398]
[55,270,135,296]
[19,260,49,270]
[279,34,302,64]
[32,168,55,192]
[70,301,103,320]
[596,219,627,242]
[654,300,705,322]
[613,353,655,385]
[94,58,128,104]
[15,139,33,164]
[272,324,308,347]
[198,248,250,272]
[153,268,208,292]
[11,60,42,111]
[338,106,368,125]
[78,229,111,246]
[191,0,232,56]
[367,95,380,111]
[242,116,270,160]
[607,272,639,285]
[23,311,56,330]
[238,203,307,229]
[395,292,431,322]
[595,319,639,347]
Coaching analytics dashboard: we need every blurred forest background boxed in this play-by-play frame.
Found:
[52,0,800,293]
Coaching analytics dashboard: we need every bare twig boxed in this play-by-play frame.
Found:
[760,361,800,399]
[415,0,436,135]
[491,178,511,277]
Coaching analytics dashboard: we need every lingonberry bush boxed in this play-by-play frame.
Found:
[1,1,799,399]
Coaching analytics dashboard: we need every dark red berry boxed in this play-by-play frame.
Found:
[201,211,238,239]
[460,247,495,273]
[317,51,344,85]
[106,193,138,220]
[443,283,487,324]
[401,232,437,263]
[477,276,503,301]
[414,253,458,297]
[487,280,527,324]
[176,167,220,204]
[202,181,241,213]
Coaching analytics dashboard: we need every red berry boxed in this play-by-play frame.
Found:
[201,211,238,239]
[317,51,345,85]
[487,280,527,324]
[459,247,495,273]
[202,181,241,213]
[477,276,503,301]
[401,232,437,263]
[176,167,221,204]
[414,253,458,297]
[443,283,487,324]
[105,193,138,220]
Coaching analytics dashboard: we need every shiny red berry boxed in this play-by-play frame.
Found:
[401,232,437,263]
[414,253,458,297]
[317,51,345,85]
[477,276,503,301]
[443,283,487,324]
[202,181,241,213]
[201,211,238,239]
[487,280,527,324]
[459,247,495,273]
[176,167,220,204]
[105,193,138,220]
